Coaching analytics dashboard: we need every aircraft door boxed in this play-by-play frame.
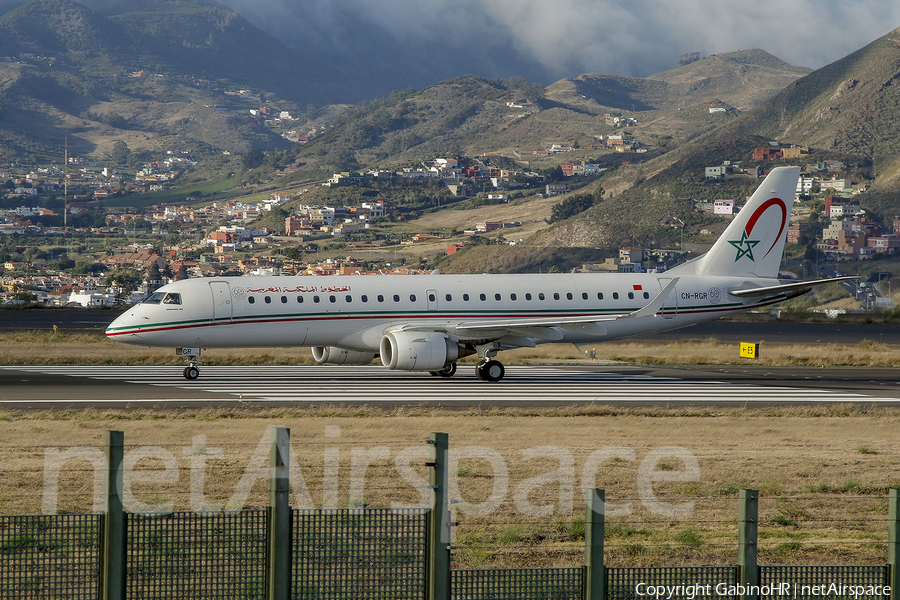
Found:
[426,289,438,311]
[209,282,232,322]
[658,278,677,318]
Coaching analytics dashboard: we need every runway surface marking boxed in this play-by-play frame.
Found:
[0,365,884,404]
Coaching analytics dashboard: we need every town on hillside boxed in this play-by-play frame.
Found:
[0,141,892,310]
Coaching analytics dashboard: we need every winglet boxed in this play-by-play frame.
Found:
[627,278,678,319]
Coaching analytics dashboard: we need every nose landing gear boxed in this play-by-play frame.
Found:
[183,363,200,380]
[178,347,202,380]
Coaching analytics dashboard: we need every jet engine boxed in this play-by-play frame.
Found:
[312,346,376,365]
[379,331,471,371]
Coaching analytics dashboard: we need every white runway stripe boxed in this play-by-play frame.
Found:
[0,365,880,404]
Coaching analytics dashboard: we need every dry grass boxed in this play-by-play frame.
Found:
[1,407,899,567]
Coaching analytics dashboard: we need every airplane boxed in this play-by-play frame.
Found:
[106,166,853,382]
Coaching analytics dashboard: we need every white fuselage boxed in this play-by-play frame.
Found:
[105,272,781,351]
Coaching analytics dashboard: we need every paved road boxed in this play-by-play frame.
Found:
[1,364,898,411]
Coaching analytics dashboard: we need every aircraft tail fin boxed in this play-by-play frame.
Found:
[668,166,800,278]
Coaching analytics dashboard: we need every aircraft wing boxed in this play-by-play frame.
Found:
[728,276,857,298]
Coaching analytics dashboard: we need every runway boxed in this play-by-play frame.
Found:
[2,364,898,410]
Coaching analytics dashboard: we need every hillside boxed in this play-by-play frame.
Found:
[0,0,349,160]
[532,28,900,249]
[289,52,810,176]
[543,50,811,114]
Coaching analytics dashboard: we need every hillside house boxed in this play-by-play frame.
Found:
[786,223,810,244]
[866,235,900,253]
[752,148,782,161]
[781,146,809,159]
[706,166,730,180]
[714,200,735,215]
[545,183,567,196]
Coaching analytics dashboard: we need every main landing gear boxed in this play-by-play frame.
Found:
[475,359,505,382]
[474,343,505,382]
[429,362,458,377]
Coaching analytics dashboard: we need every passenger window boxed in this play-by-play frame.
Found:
[429,293,436,302]
[538,293,545,301]
[163,293,181,305]
[314,296,320,303]
[511,293,517,301]
[446,294,452,302]
[480,293,486,301]
[463,294,470,301]
[582,292,588,300]
[553,293,560,300]
[377,295,384,302]
[264,296,271,304]
[597,292,603,300]
[345,295,352,302]
[643,292,650,299]
[393,295,400,302]
[628,292,634,300]
[297,296,303,303]
[566,292,573,300]
[362,295,368,303]
[329,295,336,303]
[248,296,255,304]
[613,292,619,300]
[410,294,416,302]
[494,293,501,301]
[281,296,287,303]
[143,292,165,304]
[526,293,532,301]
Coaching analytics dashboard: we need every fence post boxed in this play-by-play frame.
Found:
[427,432,450,600]
[738,489,759,600]
[584,488,606,600]
[267,427,291,600]
[100,430,125,600]
[889,489,899,600]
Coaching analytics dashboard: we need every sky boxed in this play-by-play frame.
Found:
[215,0,900,84]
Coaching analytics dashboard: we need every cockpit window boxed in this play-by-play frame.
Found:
[142,292,166,304]
[163,293,182,305]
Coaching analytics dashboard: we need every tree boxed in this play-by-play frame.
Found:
[242,149,266,170]
[105,268,143,305]
[679,52,702,66]
[112,141,131,165]
[546,194,596,224]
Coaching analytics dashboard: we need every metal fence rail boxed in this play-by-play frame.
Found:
[126,510,267,600]
[452,567,584,600]
[0,513,100,599]
[607,566,740,600]
[761,565,891,600]
[292,507,429,599]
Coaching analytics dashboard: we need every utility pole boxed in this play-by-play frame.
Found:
[64,135,68,240]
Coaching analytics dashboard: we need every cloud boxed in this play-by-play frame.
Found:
[216,0,900,83]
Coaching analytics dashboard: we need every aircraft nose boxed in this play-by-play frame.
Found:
[106,310,137,338]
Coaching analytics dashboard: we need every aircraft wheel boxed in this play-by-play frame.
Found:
[475,360,504,382]
[183,366,200,380]
[437,362,457,377]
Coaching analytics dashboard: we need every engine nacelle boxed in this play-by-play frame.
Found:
[312,346,376,365]
[380,331,465,371]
